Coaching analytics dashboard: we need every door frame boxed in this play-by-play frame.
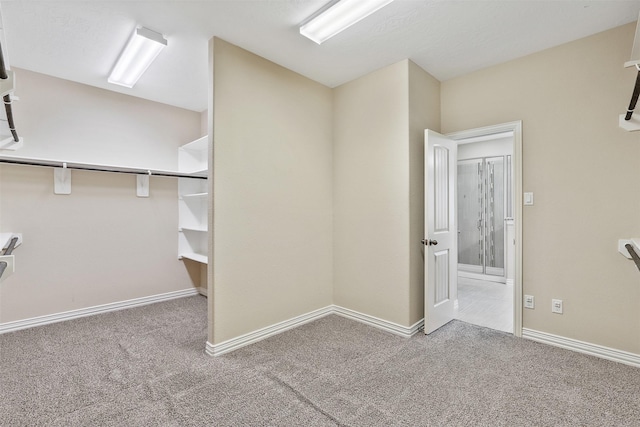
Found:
[445,121,523,337]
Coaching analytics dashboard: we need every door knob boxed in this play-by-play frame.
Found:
[421,239,438,246]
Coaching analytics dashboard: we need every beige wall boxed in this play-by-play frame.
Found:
[442,23,640,353]
[0,69,202,323]
[210,38,333,344]
[333,60,440,327]
[333,61,410,326]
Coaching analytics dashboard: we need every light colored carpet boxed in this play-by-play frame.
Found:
[1,295,639,426]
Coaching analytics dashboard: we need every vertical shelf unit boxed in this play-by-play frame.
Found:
[178,136,209,264]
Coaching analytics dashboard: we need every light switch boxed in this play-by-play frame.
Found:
[524,192,534,206]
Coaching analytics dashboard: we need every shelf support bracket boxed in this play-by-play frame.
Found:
[136,174,150,197]
[54,164,71,195]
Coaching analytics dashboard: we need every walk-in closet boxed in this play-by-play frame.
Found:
[0,67,208,331]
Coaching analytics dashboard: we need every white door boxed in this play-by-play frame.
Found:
[424,130,457,334]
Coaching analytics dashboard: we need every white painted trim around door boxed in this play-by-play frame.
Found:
[446,121,523,337]
[0,288,200,334]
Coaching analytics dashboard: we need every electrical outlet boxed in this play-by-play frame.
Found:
[524,295,535,309]
[552,299,563,314]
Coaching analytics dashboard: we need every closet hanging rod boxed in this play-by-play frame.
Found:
[625,243,640,272]
[624,70,640,121]
[0,41,19,143]
[0,157,207,179]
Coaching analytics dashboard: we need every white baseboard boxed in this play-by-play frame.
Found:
[206,306,334,356]
[0,288,200,335]
[522,328,640,368]
[207,304,425,357]
[331,305,424,338]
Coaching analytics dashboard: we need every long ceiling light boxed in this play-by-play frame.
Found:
[300,0,395,45]
[108,27,167,88]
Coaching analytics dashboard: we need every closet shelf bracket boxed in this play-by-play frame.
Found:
[54,164,71,195]
[137,174,150,198]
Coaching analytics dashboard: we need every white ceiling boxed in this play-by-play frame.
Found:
[1,0,639,112]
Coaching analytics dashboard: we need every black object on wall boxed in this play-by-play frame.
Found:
[624,70,640,121]
[625,243,640,272]
[0,41,19,143]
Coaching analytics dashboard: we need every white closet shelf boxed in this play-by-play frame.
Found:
[181,168,208,175]
[178,135,208,268]
[179,136,208,151]
[179,226,208,232]
[179,252,208,264]
[181,192,208,199]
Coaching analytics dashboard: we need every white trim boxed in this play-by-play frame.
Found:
[332,305,424,337]
[523,328,640,368]
[206,306,334,356]
[447,121,523,338]
[459,270,507,284]
[206,305,425,357]
[0,288,199,334]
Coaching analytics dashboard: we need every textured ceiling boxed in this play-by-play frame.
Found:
[1,0,639,112]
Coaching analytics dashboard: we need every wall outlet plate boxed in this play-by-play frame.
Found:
[552,299,563,314]
[524,295,535,309]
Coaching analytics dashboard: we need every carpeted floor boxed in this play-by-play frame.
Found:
[1,295,639,426]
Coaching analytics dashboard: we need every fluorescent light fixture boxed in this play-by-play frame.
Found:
[108,27,167,88]
[300,0,395,44]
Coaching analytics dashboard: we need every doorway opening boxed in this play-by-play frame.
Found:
[447,123,522,336]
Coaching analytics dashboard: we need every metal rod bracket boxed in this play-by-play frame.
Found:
[0,233,21,283]
[619,238,640,272]
[0,135,23,150]
[619,113,640,131]
[0,70,15,97]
